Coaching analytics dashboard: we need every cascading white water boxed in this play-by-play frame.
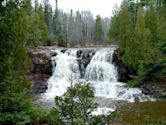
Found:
[44,49,80,98]
[85,49,118,82]
[42,48,154,110]
[85,48,152,102]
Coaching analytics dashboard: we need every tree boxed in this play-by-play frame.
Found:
[0,0,39,124]
[43,0,54,41]
[102,18,110,43]
[49,83,99,125]
[27,4,49,47]
[145,6,157,44]
[0,0,53,124]
[108,0,166,87]
[94,15,104,43]
[34,0,39,11]
[52,0,67,46]
[134,7,154,66]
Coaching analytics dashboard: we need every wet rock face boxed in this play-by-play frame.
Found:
[28,46,57,94]
[140,84,166,98]
[77,49,96,78]
[112,49,130,82]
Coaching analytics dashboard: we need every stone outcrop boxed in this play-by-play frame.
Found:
[112,49,130,82]
[28,46,57,94]
[76,49,96,78]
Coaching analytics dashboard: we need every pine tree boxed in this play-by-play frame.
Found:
[48,83,98,125]
[53,0,67,46]
[43,0,53,41]
[0,0,38,124]
[27,3,49,47]
[145,6,157,44]
[94,15,104,43]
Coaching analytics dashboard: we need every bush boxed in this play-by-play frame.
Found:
[48,83,112,125]
[0,93,35,125]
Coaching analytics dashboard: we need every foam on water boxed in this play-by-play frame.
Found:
[43,49,80,99]
[85,48,153,102]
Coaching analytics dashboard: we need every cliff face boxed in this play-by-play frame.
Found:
[112,49,130,82]
[28,46,56,94]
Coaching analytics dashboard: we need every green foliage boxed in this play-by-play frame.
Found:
[94,15,104,42]
[48,83,112,125]
[27,4,49,47]
[47,107,64,125]
[0,93,35,125]
[158,43,166,53]
[109,0,166,86]
[43,0,53,37]
[0,0,49,124]
[144,116,166,125]
[56,32,68,47]
[0,0,32,93]
[54,83,97,124]
[0,93,49,125]
[145,6,157,43]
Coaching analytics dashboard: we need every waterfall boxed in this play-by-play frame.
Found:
[43,48,153,104]
[85,48,152,102]
[85,49,118,82]
[44,49,80,98]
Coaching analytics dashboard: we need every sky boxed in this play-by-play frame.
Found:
[39,0,123,17]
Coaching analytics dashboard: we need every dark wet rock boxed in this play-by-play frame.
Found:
[140,83,166,98]
[141,87,154,95]
[28,46,58,94]
[61,49,67,53]
[29,74,49,94]
[77,49,96,78]
[137,63,166,98]
[77,50,83,58]
[112,49,130,82]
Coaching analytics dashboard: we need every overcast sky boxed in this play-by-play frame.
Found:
[39,0,123,17]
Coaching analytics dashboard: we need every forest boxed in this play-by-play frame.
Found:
[109,0,166,87]
[0,0,166,125]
